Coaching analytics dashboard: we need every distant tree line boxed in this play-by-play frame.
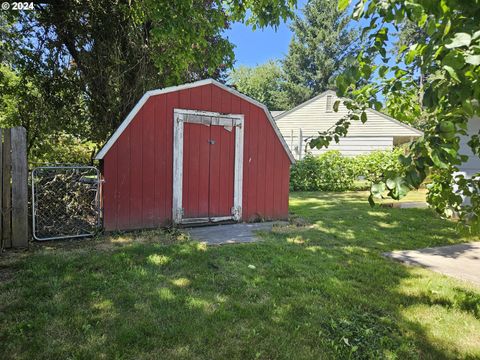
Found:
[230,0,360,111]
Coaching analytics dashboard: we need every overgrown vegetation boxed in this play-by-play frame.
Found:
[290,149,406,192]
[0,0,297,163]
[310,0,480,229]
[1,192,478,359]
[290,151,356,191]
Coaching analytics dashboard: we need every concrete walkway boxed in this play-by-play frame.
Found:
[385,242,480,286]
[185,222,282,245]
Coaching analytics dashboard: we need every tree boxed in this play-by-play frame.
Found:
[383,19,428,129]
[282,0,360,107]
[312,0,480,230]
[1,0,297,161]
[230,61,289,110]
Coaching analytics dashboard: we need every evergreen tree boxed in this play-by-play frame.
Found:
[283,0,359,107]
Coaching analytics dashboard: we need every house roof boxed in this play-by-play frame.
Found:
[275,90,423,136]
[95,79,295,163]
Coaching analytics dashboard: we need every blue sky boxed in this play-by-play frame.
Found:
[224,2,399,71]
[225,21,294,67]
[225,0,308,67]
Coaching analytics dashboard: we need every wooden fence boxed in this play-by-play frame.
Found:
[0,127,28,249]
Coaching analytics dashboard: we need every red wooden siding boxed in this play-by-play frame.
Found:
[102,83,291,231]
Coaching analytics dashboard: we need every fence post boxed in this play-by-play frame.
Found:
[11,127,28,248]
[3,129,11,248]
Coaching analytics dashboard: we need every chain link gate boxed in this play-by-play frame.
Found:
[31,166,101,240]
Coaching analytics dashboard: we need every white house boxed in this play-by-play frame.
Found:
[274,90,423,159]
[456,117,480,205]
[458,117,480,178]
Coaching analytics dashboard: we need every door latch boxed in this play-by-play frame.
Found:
[208,139,216,145]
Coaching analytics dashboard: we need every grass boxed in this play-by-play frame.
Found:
[1,190,479,359]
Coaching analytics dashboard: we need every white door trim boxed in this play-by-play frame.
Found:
[172,109,244,224]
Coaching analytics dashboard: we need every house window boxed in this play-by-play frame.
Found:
[326,95,333,112]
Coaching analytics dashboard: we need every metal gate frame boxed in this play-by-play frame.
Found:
[31,165,101,241]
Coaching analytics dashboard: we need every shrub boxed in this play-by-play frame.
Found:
[30,132,97,165]
[354,148,405,183]
[290,149,408,192]
[290,151,356,191]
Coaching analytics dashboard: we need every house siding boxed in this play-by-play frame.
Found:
[275,91,421,159]
[458,117,480,177]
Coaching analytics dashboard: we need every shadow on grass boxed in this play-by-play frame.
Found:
[0,192,479,359]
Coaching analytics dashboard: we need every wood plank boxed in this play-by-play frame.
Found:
[129,109,143,229]
[11,127,28,248]
[256,108,267,217]
[102,145,118,231]
[154,94,167,224]
[240,99,251,219]
[264,123,275,219]
[246,104,259,221]
[3,129,11,248]
[116,128,131,230]
[166,92,178,222]
[141,99,155,227]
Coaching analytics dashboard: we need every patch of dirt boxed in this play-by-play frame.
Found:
[271,216,314,234]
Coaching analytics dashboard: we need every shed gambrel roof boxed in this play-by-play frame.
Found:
[275,90,423,138]
[95,79,295,163]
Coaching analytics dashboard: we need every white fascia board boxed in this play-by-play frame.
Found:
[95,78,295,163]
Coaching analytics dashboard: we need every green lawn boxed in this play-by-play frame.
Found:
[1,191,479,359]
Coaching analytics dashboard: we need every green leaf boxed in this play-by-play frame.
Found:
[395,68,408,78]
[386,178,396,190]
[371,183,385,197]
[440,0,449,14]
[462,99,474,116]
[333,100,340,112]
[399,154,412,166]
[361,111,367,123]
[406,169,423,188]
[378,65,388,77]
[443,65,459,81]
[442,51,465,69]
[405,49,417,64]
[445,33,472,49]
[430,151,449,169]
[443,19,451,36]
[385,176,410,199]
[336,76,347,96]
[465,54,480,65]
[338,0,351,11]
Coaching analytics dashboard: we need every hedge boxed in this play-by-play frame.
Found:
[290,149,405,192]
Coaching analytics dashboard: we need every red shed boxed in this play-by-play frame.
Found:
[95,79,295,231]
